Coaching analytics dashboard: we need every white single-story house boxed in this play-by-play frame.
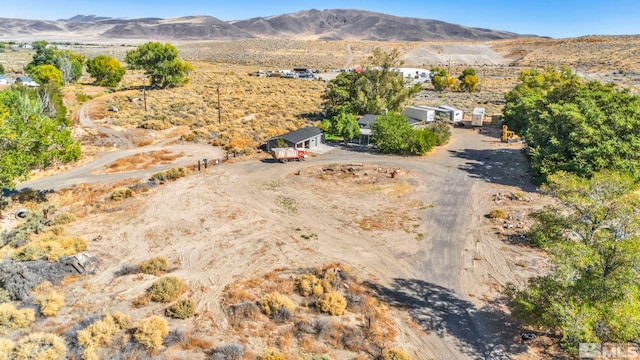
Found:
[15,76,39,87]
[266,126,325,152]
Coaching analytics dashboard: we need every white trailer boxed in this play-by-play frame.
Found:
[437,105,464,123]
[472,107,485,127]
[404,106,437,123]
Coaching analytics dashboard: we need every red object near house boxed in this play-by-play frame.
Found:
[271,148,309,163]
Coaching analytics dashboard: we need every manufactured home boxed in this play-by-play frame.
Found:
[437,105,464,123]
[472,107,485,127]
[404,106,439,123]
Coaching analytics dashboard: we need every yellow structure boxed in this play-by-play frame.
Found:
[501,125,519,143]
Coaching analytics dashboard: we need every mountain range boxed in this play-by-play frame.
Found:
[0,9,534,42]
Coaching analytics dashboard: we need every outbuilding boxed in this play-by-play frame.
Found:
[266,126,325,152]
[472,107,485,127]
[437,105,464,123]
[404,106,438,123]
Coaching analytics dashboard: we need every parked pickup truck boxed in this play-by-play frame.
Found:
[271,148,308,163]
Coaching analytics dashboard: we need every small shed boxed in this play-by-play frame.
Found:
[472,107,485,127]
[266,126,324,152]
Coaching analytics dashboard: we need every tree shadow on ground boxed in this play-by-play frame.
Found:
[448,143,536,192]
[366,278,528,359]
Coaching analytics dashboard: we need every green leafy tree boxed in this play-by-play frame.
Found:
[125,42,193,88]
[25,41,84,85]
[54,50,85,85]
[328,112,360,144]
[458,67,479,92]
[505,171,640,353]
[370,112,435,155]
[430,67,456,91]
[503,66,640,183]
[28,65,62,86]
[86,55,127,87]
[322,48,421,118]
[0,87,80,193]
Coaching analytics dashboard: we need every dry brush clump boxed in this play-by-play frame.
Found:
[165,298,196,319]
[12,332,67,360]
[148,276,186,303]
[0,303,35,334]
[138,256,168,275]
[134,315,168,350]
[32,281,65,317]
[221,264,405,357]
[77,312,131,360]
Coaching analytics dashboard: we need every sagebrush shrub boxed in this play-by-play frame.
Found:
[380,349,412,360]
[316,291,347,316]
[259,292,296,317]
[0,288,10,304]
[165,298,195,319]
[148,276,185,303]
[296,274,322,297]
[488,209,509,219]
[34,290,65,317]
[109,188,133,201]
[257,349,284,360]
[77,312,131,360]
[0,338,14,360]
[0,303,35,334]
[134,316,168,350]
[212,343,245,360]
[139,256,168,275]
[12,332,67,360]
[151,167,187,182]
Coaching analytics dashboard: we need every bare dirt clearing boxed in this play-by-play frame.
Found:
[35,124,549,359]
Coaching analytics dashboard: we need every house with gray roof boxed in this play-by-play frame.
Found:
[266,126,325,151]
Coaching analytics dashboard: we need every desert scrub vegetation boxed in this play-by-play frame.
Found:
[257,349,285,360]
[259,292,296,317]
[139,256,169,275]
[77,312,131,360]
[134,316,168,350]
[222,264,404,357]
[11,332,67,360]
[0,338,14,360]
[165,298,196,319]
[380,349,412,360]
[148,276,186,303]
[11,233,87,262]
[316,291,347,316]
[0,303,35,334]
[150,167,188,182]
[106,62,326,154]
[108,188,132,201]
[32,282,65,317]
[488,209,509,219]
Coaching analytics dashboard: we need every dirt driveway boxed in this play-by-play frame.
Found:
[55,123,545,359]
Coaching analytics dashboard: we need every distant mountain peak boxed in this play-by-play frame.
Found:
[59,14,113,23]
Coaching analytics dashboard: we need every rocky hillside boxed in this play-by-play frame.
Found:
[0,9,533,42]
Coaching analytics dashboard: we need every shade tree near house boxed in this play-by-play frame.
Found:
[321,47,421,119]
[124,42,193,89]
[370,112,436,155]
[25,41,85,85]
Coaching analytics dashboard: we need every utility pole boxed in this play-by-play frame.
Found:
[217,85,221,124]
[142,75,147,112]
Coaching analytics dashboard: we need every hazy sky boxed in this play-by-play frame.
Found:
[3,0,639,38]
